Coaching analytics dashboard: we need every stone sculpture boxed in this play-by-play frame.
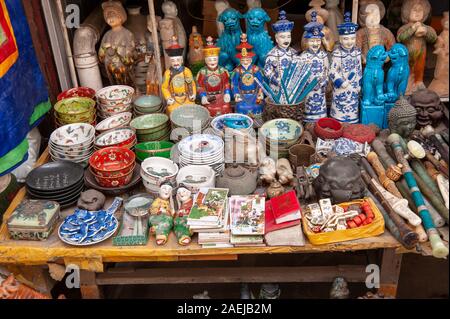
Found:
[410,88,444,129]
[388,96,417,139]
[428,12,449,98]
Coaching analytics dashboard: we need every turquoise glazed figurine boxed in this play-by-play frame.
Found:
[264,11,297,104]
[245,7,274,68]
[299,11,329,122]
[217,8,243,71]
[231,34,265,121]
[329,12,362,124]
[360,45,387,128]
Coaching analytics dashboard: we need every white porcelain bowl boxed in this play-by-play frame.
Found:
[95,112,132,133]
[140,157,179,186]
[176,165,215,193]
[50,123,96,147]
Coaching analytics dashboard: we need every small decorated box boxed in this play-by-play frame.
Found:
[7,200,60,241]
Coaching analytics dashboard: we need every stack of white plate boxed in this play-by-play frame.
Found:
[178,134,225,176]
[49,123,95,167]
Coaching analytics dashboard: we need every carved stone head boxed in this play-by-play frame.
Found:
[410,88,443,128]
[388,96,417,138]
[358,0,386,28]
[401,0,431,24]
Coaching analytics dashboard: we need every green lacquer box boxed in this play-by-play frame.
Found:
[7,200,60,241]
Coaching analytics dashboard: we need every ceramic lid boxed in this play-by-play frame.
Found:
[8,200,60,230]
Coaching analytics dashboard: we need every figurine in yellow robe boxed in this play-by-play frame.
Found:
[161,36,197,115]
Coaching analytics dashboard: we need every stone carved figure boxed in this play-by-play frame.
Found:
[196,37,232,116]
[162,1,187,58]
[148,184,174,245]
[174,187,194,246]
[329,12,363,124]
[299,11,329,122]
[428,12,449,98]
[188,26,205,76]
[397,0,437,95]
[302,6,336,52]
[410,88,444,129]
[362,45,388,107]
[356,0,396,65]
[388,96,417,139]
[98,1,136,86]
[159,18,176,69]
[259,156,277,184]
[77,190,106,212]
[264,11,296,104]
[245,8,274,68]
[325,0,344,42]
[313,156,366,204]
[215,0,231,37]
[385,43,410,103]
[217,8,244,71]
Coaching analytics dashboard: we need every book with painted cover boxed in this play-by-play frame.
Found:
[265,199,300,234]
[230,195,265,236]
[187,188,229,225]
[189,197,230,233]
[270,190,301,224]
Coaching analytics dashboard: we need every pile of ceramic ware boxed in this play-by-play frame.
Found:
[130,113,171,143]
[95,112,133,135]
[89,147,136,188]
[134,141,174,162]
[210,113,254,137]
[260,119,303,158]
[25,161,85,208]
[94,127,137,150]
[57,87,96,101]
[49,123,95,167]
[170,105,210,139]
[133,95,163,116]
[140,157,179,194]
[53,97,96,127]
[178,134,225,175]
[176,165,216,193]
[95,85,134,120]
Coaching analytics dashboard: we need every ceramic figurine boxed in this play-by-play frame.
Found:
[245,7,274,68]
[299,12,329,122]
[217,8,244,71]
[313,156,366,204]
[302,1,336,52]
[385,43,410,103]
[259,156,277,184]
[196,37,232,116]
[329,12,363,124]
[77,189,106,212]
[428,12,449,98]
[98,1,136,86]
[410,88,444,129]
[266,181,285,199]
[188,26,205,76]
[356,0,396,65]
[159,18,176,70]
[264,11,296,104]
[215,0,231,37]
[149,184,174,245]
[325,0,343,42]
[161,36,197,115]
[276,158,294,185]
[388,96,417,139]
[397,0,437,95]
[162,1,187,59]
[231,34,265,118]
[174,187,194,245]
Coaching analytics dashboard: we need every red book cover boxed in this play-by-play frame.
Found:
[270,190,302,224]
[265,200,300,234]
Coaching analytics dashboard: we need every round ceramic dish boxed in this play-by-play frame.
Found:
[26,161,85,192]
[124,194,154,215]
[136,125,171,141]
[55,108,96,123]
[58,87,96,101]
[54,97,96,121]
[96,85,134,106]
[133,95,162,113]
[50,123,95,147]
[210,113,253,135]
[84,164,142,196]
[95,112,132,133]
[178,134,224,158]
[91,168,134,188]
[50,148,93,161]
[27,182,85,201]
[140,157,178,185]
[135,141,174,161]
[170,105,210,131]
[94,127,136,148]
[130,113,169,135]
[98,101,133,114]
[176,165,216,190]
[260,119,303,147]
[89,146,136,176]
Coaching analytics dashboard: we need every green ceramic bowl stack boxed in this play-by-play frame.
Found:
[259,119,303,159]
[130,113,171,143]
[133,95,163,116]
[170,105,211,135]
[53,97,97,127]
[134,141,175,162]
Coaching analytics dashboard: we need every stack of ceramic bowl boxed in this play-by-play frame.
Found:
[140,157,179,194]
[176,165,216,193]
[54,97,96,127]
[170,105,210,134]
[130,113,171,143]
[25,161,85,208]
[134,141,175,162]
[210,113,254,138]
[89,147,136,188]
[95,85,134,120]
[57,87,96,101]
[95,112,133,135]
[49,123,95,167]
[133,95,163,116]
[259,119,303,159]
[178,134,225,175]
[94,127,137,150]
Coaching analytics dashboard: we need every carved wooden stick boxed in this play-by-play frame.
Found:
[361,157,380,184]
[425,162,450,210]
[371,139,403,182]
[411,159,445,204]
[425,152,449,178]
[413,224,428,243]
[367,152,403,199]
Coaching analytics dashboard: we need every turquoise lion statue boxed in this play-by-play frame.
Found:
[362,45,388,106]
[217,8,243,71]
[385,43,410,103]
[245,7,274,68]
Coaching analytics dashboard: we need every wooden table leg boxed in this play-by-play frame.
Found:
[378,248,403,298]
[80,270,102,299]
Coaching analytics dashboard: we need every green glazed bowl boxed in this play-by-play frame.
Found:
[260,118,303,147]
[133,95,162,113]
[130,113,170,135]
[137,131,171,143]
[136,126,171,142]
[135,141,174,161]
[170,105,210,131]
[54,97,96,122]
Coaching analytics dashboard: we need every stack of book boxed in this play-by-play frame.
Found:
[187,188,231,248]
[229,195,266,247]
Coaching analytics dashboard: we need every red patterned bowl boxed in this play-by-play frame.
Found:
[314,118,344,140]
[91,168,134,188]
[89,147,136,177]
[57,87,96,101]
